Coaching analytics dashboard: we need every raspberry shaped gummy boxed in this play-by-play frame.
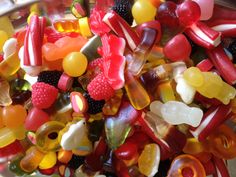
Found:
[32,82,58,109]
[87,73,115,100]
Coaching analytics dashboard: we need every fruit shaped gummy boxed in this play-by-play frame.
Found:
[24,108,50,131]
[167,154,206,177]
[0,79,12,106]
[2,104,27,129]
[193,0,214,20]
[39,151,57,170]
[20,146,45,172]
[138,143,160,177]
[35,121,65,152]
[163,34,192,62]
[132,0,156,25]
[150,101,203,127]
[124,71,150,110]
[42,36,87,61]
[105,101,141,149]
[0,30,8,52]
[63,52,88,77]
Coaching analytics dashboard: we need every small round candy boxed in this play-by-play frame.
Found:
[132,0,157,25]
[0,30,8,52]
[2,105,27,129]
[36,121,65,152]
[176,1,201,27]
[63,52,88,77]
[39,152,57,169]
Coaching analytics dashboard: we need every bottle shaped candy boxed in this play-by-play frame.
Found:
[124,71,150,110]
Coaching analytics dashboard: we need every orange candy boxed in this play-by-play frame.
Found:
[58,149,73,164]
[2,105,27,129]
[0,107,4,128]
[42,36,87,61]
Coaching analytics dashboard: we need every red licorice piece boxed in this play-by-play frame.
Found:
[196,59,214,72]
[211,156,230,177]
[163,34,192,61]
[190,104,232,141]
[207,45,236,85]
[103,10,140,51]
[194,92,222,107]
[126,131,151,150]
[113,156,130,177]
[185,21,221,49]
[176,1,201,27]
[24,107,50,131]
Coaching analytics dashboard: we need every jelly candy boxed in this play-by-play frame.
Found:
[0,79,12,106]
[132,0,156,25]
[20,146,45,172]
[71,0,87,18]
[39,152,57,169]
[36,121,65,152]
[157,81,176,103]
[138,143,160,177]
[2,38,17,59]
[63,52,88,77]
[176,1,201,27]
[163,34,192,62]
[53,19,80,33]
[128,21,161,75]
[124,71,150,110]
[24,107,50,131]
[9,156,30,176]
[70,92,88,113]
[150,101,203,127]
[0,127,16,148]
[58,73,74,91]
[114,141,138,161]
[2,104,27,129]
[42,36,87,61]
[105,101,140,149]
[167,154,206,177]
[58,149,73,164]
[183,67,236,104]
[0,30,8,52]
[87,120,104,142]
[59,120,91,152]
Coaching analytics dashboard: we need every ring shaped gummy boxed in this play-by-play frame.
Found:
[208,124,236,159]
[167,154,206,177]
[36,121,65,152]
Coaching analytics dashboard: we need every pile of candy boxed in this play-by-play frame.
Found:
[0,0,236,176]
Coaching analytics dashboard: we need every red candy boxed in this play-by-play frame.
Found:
[163,34,191,61]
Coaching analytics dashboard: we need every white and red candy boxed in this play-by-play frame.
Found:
[207,45,236,85]
[185,21,221,49]
[70,92,88,113]
[190,104,232,141]
[23,15,46,66]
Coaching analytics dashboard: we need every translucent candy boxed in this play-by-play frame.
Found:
[0,127,16,148]
[193,0,214,20]
[0,79,12,106]
[151,101,203,127]
[39,152,57,169]
[105,102,140,149]
[0,30,8,52]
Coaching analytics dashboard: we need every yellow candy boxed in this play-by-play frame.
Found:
[138,143,160,177]
[79,17,92,37]
[0,30,8,52]
[0,16,14,37]
[132,0,157,24]
[39,152,57,169]
[157,81,176,103]
[12,125,26,140]
[183,67,204,87]
[63,52,88,77]
[0,127,16,148]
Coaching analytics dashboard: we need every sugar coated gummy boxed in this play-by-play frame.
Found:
[0,0,236,177]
